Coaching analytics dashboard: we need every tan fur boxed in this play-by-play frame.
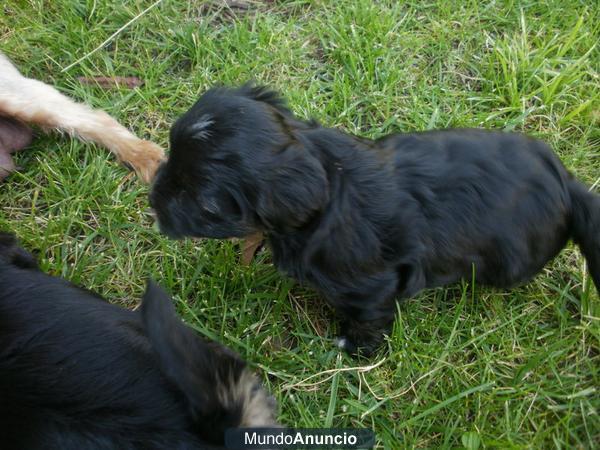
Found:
[217,369,279,428]
[0,52,164,183]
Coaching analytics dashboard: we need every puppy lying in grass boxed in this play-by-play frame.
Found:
[0,233,278,449]
[150,84,600,356]
[0,52,164,183]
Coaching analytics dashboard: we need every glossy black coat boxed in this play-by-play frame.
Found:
[151,85,600,355]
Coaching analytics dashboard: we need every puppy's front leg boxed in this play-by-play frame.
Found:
[326,270,399,357]
[0,53,165,183]
[337,314,395,357]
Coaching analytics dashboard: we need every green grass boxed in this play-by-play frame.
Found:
[1,0,599,448]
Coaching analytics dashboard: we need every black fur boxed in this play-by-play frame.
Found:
[0,233,277,449]
[150,84,600,356]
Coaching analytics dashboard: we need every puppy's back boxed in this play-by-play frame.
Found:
[378,129,585,288]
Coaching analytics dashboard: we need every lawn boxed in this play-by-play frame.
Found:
[1,0,598,448]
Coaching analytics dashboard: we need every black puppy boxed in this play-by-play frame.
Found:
[0,233,278,449]
[150,84,600,356]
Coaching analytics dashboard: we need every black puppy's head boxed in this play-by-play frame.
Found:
[150,84,329,238]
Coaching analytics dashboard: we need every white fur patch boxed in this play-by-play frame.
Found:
[217,369,279,428]
[188,115,215,141]
[335,337,349,349]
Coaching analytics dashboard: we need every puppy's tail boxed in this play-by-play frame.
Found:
[0,232,38,269]
[141,281,278,443]
[569,181,600,292]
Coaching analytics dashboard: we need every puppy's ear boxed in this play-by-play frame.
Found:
[236,83,291,115]
[141,281,236,415]
[141,281,277,441]
[256,142,328,231]
[0,232,38,269]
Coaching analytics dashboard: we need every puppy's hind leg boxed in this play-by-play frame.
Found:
[0,53,164,183]
[570,180,600,292]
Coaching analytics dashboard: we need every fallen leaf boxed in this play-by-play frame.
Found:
[78,76,144,89]
[241,231,265,265]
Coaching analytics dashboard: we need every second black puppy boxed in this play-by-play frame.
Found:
[0,233,278,449]
[150,84,600,356]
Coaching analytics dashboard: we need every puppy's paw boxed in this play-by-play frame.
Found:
[119,139,165,183]
[335,336,369,357]
[335,334,381,358]
[338,317,393,357]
